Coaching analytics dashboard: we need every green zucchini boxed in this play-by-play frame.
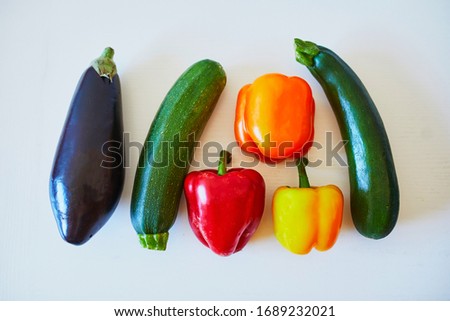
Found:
[294,38,399,239]
[131,59,226,250]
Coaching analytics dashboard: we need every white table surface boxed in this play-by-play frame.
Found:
[1,0,449,300]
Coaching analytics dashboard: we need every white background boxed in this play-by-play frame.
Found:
[1,0,449,300]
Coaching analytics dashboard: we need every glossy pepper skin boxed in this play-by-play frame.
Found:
[273,158,343,254]
[49,48,124,245]
[234,73,315,162]
[184,151,265,256]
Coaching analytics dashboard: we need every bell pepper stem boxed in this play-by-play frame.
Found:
[217,150,232,176]
[296,157,310,188]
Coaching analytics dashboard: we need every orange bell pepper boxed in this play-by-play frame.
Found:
[234,73,315,162]
[272,158,343,254]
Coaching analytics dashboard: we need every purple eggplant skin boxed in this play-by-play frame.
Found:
[49,48,124,245]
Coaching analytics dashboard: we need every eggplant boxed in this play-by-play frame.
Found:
[49,48,124,245]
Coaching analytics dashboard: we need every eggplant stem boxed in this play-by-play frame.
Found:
[92,47,117,82]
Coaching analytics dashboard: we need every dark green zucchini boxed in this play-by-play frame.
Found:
[130,59,226,250]
[294,38,399,239]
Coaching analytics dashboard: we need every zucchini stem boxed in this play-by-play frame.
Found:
[138,232,169,250]
[294,38,320,67]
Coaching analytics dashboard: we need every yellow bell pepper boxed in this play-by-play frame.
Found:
[272,158,343,254]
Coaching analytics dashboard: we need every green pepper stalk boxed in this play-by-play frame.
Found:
[217,150,232,176]
[296,157,310,188]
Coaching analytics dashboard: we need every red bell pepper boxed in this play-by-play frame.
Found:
[184,151,266,256]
